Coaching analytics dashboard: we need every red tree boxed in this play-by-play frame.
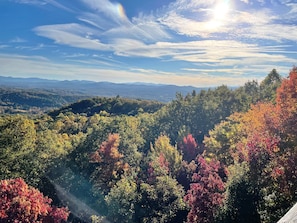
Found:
[276,66,297,138]
[179,134,200,162]
[0,178,69,223]
[184,156,225,223]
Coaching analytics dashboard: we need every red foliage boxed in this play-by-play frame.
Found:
[271,151,297,198]
[184,156,225,223]
[0,178,69,223]
[276,66,297,137]
[246,133,280,163]
[180,134,200,162]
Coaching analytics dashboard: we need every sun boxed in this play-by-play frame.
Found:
[207,0,231,30]
[213,0,230,20]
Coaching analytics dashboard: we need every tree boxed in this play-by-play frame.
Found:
[150,135,182,176]
[184,156,225,223]
[276,66,297,142]
[216,162,261,223]
[89,134,129,194]
[204,113,245,166]
[137,175,187,223]
[108,116,144,168]
[0,115,37,182]
[260,69,282,103]
[179,134,200,162]
[0,178,69,223]
[147,153,170,183]
[105,177,139,223]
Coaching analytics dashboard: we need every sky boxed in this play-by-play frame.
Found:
[1,0,297,87]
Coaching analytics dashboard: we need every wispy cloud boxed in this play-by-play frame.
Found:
[33,0,297,51]
[111,39,295,67]
[0,53,273,87]
[34,23,111,50]
[10,37,27,43]
[287,3,297,14]
[13,0,47,5]
[81,0,129,24]
[158,0,297,43]
[45,0,74,12]
[13,0,73,11]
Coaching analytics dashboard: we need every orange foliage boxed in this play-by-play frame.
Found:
[90,134,129,192]
[241,102,280,136]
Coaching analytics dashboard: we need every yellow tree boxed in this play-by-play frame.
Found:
[0,115,37,182]
[150,135,182,176]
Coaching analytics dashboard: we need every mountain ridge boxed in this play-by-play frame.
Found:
[0,76,208,102]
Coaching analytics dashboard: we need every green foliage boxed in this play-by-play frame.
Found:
[204,114,244,166]
[216,162,261,223]
[150,135,182,175]
[260,69,282,103]
[108,116,144,167]
[0,115,37,181]
[105,177,139,223]
[49,96,164,117]
[0,87,87,114]
[137,175,187,223]
[155,85,252,145]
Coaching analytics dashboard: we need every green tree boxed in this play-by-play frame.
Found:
[137,175,187,223]
[0,115,37,182]
[108,116,144,168]
[216,163,261,223]
[260,69,282,103]
[204,113,246,166]
[105,177,139,223]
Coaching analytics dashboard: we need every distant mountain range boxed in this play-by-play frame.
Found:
[0,76,208,102]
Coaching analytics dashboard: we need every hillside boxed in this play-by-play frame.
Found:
[48,96,165,117]
[0,76,207,102]
[0,87,88,114]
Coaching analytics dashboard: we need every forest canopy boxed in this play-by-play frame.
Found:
[2,68,297,223]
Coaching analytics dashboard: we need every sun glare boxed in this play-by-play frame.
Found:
[207,0,231,29]
[213,0,230,20]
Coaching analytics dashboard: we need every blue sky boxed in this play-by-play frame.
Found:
[1,0,297,87]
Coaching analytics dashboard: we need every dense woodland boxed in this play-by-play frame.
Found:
[0,88,89,114]
[1,68,296,223]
